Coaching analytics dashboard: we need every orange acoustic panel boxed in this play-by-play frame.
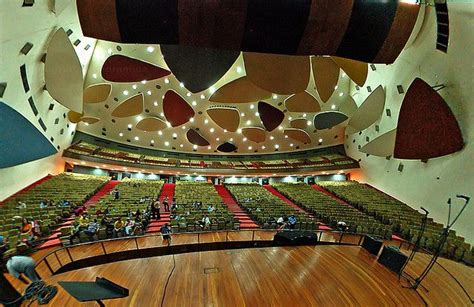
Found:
[285,92,321,113]
[111,93,144,118]
[244,53,310,95]
[290,118,309,130]
[347,85,385,134]
[186,129,210,146]
[331,56,368,87]
[67,111,83,123]
[163,90,195,127]
[360,129,397,157]
[206,107,240,132]
[136,117,167,132]
[242,127,266,143]
[80,116,100,124]
[394,78,463,160]
[312,56,340,102]
[284,129,312,144]
[209,76,272,103]
[258,101,284,132]
[83,83,112,104]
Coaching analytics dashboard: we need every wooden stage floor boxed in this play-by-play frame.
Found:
[13,244,473,306]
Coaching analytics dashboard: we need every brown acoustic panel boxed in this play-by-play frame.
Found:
[374,3,420,63]
[313,111,348,130]
[76,0,122,43]
[285,91,321,113]
[80,116,100,124]
[346,85,385,134]
[206,107,240,132]
[67,111,83,124]
[290,118,309,130]
[83,83,112,104]
[331,56,368,87]
[360,129,396,157]
[394,78,463,160]
[101,55,171,83]
[217,142,237,153]
[163,90,195,127]
[186,129,210,146]
[258,101,284,132]
[111,93,144,118]
[136,117,167,132]
[244,53,310,95]
[339,96,358,117]
[284,129,311,144]
[242,127,266,143]
[312,57,340,102]
[177,0,247,50]
[298,0,354,55]
[209,77,272,103]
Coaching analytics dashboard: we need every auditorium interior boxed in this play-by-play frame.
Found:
[0,0,473,306]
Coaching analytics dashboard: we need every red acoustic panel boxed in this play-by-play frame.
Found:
[163,90,195,127]
[394,78,463,160]
[101,55,171,82]
[258,101,284,132]
[186,129,210,146]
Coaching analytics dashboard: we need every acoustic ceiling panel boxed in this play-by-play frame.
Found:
[346,85,385,134]
[285,92,321,113]
[136,117,167,132]
[186,129,210,146]
[111,93,144,118]
[80,116,100,124]
[313,111,348,130]
[206,107,240,132]
[67,111,83,123]
[290,118,309,130]
[394,78,463,160]
[217,142,237,153]
[163,90,195,127]
[44,28,83,113]
[242,127,266,143]
[101,55,171,82]
[0,101,57,168]
[209,76,272,103]
[339,96,358,117]
[360,129,396,157]
[331,56,368,87]
[284,128,312,144]
[258,101,284,132]
[311,56,340,102]
[83,83,112,104]
[243,53,310,95]
[161,45,239,93]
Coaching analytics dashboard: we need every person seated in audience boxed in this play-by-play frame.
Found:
[135,209,142,219]
[39,200,47,209]
[124,219,135,236]
[337,221,348,232]
[59,199,70,208]
[170,202,178,214]
[113,189,121,200]
[100,215,114,238]
[113,218,125,237]
[207,205,216,213]
[74,204,86,216]
[48,199,56,207]
[160,223,172,243]
[126,209,133,219]
[83,219,99,241]
[199,214,211,230]
[16,201,27,209]
[20,218,35,243]
[32,220,42,237]
[255,207,262,212]
[277,216,285,226]
[104,206,110,215]
[78,213,89,228]
[132,218,143,235]
[69,222,82,245]
[288,215,297,229]
[139,197,146,204]
[95,208,103,215]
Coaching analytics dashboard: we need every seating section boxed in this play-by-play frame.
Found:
[272,183,391,239]
[0,173,109,248]
[172,182,236,232]
[318,181,472,263]
[225,183,316,229]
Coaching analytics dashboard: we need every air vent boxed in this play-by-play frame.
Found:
[20,42,34,55]
[54,118,59,125]
[73,39,81,46]
[84,44,91,51]
[367,86,372,92]
[66,29,73,36]
[397,85,404,94]
[48,103,54,110]
[370,64,376,71]
[22,0,34,7]
[435,1,449,53]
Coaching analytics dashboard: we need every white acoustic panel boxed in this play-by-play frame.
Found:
[346,85,385,134]
[360,129,397,157]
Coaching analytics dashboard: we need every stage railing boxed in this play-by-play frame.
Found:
[35,229,366,277]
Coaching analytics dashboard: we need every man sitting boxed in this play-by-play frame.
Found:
[113,218,125,237]
[83,219,99,241]
[288,215,297,229]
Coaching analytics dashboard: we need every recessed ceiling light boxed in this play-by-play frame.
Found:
[147,90,152,95]
[84,122,89,126]
[204,119,209,124]
[339,92,344,97]
[166,122,171,127]
[160,112,164,117]
[141,80,147,84]
[255,112,259,116]
[248,146,252,150]
[236,66,242,73]
[192,101,197,106]
[288,116,292,120]
[243,137,247,142]
[127,124,132,128]
[164,78,169,84]
[160,170,163,173]
[302,113,307,118]
[92,73,97,79]
[224,129,227,133]
[216,137,220,141]
[132,84,137,90]
[102,164,106,167]
[307,120,312,126]
[207,146,211,149]
[261,145,266,149]
[200,94,205,99]
[237,129,242,134]
[164,141,170,146]
[290,143,294,147]
[186,92,191,97]
[246,120,251,125]
[230,138,234,142]
[119,132,123,137]
[154,101,158,106]
[123,90,129,95]
[81,161,85,165]
[179,82,184,88]
[134,136,139,141]
[210,128,215,133]
[193,145,198,149]
[180,144,184,147]
[270,136,274,140]
[172,133,177,138]
[189,117,194,122]
[181,126,186,130]
[240,112,245,117]
[285,135,288,138]
[158,130,163,135]
[250,104,255,109]
[272,94,278,99]
[278,126,283,130]
[334,85,338,90]
[151,140,155,144]
[275,144,280,149]
[319,138,323,143]
[147,46,155,53]
[331,104,336,110]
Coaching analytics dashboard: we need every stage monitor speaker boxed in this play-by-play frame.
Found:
[378,246,408,274]
[274,231,318,246]
[361,235,383,255]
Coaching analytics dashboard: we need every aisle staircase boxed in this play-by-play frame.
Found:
[311,185,351,206]
[214,185,259,229]
[146,183,174,233]
[83,180,120,208]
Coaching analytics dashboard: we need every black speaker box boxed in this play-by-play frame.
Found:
[378,246,408,274]
[362,235,383,255]
[274,231,318,246]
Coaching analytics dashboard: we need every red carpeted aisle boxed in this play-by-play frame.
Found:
[311,184,351,206]
[146,183,174,233]
[83,180,120,208]
[214,185,259,229]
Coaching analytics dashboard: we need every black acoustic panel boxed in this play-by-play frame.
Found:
[38,118,47,132]
[274,231,318,246]
[217,142,237,153]
[398,163,404,172]
[20,64,30,93]
[362,235,383,255]
[116,0,179,44]
[241,0,312,54]
[28,96,38,116]
[161,45,239,93]
[378,246,408,274]
[313,111,348,130]
[336,0,398,62]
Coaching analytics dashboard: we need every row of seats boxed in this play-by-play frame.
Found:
[225,183,314,229]
[318,181,472,264]
[272,183,392,239]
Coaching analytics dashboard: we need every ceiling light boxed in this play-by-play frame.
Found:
[334,85,338,90]
[119,133,123,137]
[164,141,170,146]
[127,124,132,128]
[151,140,155,144]
[192,101,197,106]
[160,170,164,173]
[331,104,336,110]
[288,116,292,120]
[132,84,137,90]
[255,112,259,116]
[147,90,152,95]
[261,145,266,149]
[200,94,205,99]
[278,126,283,130]
[193,145,198,149]
[207,146,211,149]
[318,138,323,143]
[204,119,209,124]
[224,129,227,133]
[102,164,106,167]
[230,138,234,142]
[243,137,247,142]
[216,137,220,141]
[307,120,312,126]
[172,133,177,138]
[84,122,89,126]
[158,130,163,135]
[134,136,139,141]
[236,66,242,73]
[123,167,127,170]
[92,73,97,79]
[160,112,164,117]
[147,46,155,53]
[136,115,143,121]
[182,126,186,130]
[290,143,294,147]
[339,92,344,97]
[246,120,251,125]
[190,117,194,122]
[272,94,278,99]
[285,135,288,139]
[275,144,280,149]
[210,128,215,133]
[186,92,191,97]
[179,82,184,88]
[248,146,252,150]
[154,101,158,106]
[250,104,255,109]
[141,80,147,84]
[164,78,169,84]
[123,90,129,95]
[237,129,242,134]
[270,136,274,140]
[180,144,184,148]
[166,122,172,127]
[303,113,307,118]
